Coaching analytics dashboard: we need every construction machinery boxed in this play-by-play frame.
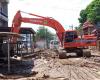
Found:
[11,10,97,58]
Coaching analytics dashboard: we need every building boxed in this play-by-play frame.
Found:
[20,27,36,52]
[0,0,9,27]
[83,20,100,39]
[0,27,36,53]
[83,20,95,35]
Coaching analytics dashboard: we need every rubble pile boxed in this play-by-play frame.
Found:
[0,49,100,80]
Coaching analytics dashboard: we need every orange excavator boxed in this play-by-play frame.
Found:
[11,10,97,58]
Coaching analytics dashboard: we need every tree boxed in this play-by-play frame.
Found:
[78,10,87,26]
[79,0,100,25]
[36,26,54,41]
[78,9,87,33]
[35,26,55,48]
[86,0,100,24]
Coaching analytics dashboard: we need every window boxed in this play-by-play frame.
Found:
[65,31,78,42]
[1,2,8,17]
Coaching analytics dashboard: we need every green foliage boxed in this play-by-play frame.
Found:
[78,10,87,25]
[79,0,100,25]
[86,0,100,24]
[36,26,54,40]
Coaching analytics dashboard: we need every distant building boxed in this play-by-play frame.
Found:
[0,0,9,27]
[83,20,95,35]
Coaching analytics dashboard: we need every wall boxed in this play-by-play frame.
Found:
[0,0,8,27]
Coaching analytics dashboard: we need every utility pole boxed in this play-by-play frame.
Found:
[70,25,73,30]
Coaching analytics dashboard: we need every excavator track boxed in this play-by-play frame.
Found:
[83,49,91,57]
[58,48,91,59]
[57,49,67,59]
[58,53,67,59]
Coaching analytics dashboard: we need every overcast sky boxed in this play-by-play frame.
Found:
[8,0,93,33]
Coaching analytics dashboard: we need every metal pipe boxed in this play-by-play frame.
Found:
[7,38,10,73]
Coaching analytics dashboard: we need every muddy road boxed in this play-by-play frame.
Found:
[0,49,100,80]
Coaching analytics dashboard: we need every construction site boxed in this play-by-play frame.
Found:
[0,0,100,80]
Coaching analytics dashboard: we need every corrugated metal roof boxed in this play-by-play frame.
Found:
[0,32,23,38]
[0,27,35,34]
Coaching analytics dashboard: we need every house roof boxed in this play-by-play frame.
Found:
[0,32,24,38]
[83,21,94,29]
[20,27,36,34]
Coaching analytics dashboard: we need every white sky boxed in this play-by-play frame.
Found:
[8,0,93,33]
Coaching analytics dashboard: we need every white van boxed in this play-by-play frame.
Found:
[49,40,59,49]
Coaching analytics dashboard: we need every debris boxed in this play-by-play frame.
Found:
[0,49,100,80]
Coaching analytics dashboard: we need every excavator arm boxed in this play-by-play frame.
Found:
[11,10,65,44]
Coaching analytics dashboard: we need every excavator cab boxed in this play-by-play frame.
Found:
[64,30,78,42]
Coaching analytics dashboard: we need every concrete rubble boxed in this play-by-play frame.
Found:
[0,48,100,80]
